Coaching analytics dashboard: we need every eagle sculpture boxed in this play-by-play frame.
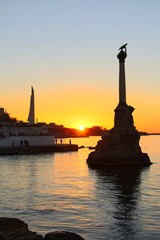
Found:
[119,43,128,50]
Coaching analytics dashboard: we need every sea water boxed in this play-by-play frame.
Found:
[0,136,160,240]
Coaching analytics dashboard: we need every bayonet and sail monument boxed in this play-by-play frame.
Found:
[87,45,152,167]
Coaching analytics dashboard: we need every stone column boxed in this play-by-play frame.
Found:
[117,47,127,106]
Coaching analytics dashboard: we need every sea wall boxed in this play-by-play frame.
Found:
[0,136,55,147]
[0,144,78,155]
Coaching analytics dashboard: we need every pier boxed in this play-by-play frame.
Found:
[0,144,78,155]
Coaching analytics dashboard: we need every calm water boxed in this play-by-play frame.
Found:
[0,136,160,240]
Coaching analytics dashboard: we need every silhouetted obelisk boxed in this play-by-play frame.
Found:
[87,44,152,168]
[27,86,35,124]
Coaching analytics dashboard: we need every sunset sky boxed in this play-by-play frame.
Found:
[0,0,160,132]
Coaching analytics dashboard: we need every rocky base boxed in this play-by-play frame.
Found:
[87,104,152,168]
[0,218,85,240]
[87,151,151,168]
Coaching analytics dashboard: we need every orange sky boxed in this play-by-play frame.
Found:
[1,1,160,133]
[2,81,160,133]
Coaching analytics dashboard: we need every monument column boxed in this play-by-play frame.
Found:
[27,86,35,124]
[117,44,127,106]
[87,44,151,168]
[86,44,151,167]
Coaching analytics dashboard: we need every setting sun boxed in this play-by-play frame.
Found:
[79,126,85,131]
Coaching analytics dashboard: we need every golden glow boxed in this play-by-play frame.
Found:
[79,126,85,131]
[2,78,160,133]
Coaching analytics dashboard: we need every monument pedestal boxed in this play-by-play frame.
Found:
[87,104,151,168]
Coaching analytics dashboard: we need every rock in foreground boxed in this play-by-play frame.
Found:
[0,218,85,240]
[0,217,43,240]
[44,231,85,240]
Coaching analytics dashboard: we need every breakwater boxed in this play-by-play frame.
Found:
[0,144,78,155]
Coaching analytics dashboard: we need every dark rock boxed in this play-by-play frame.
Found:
[0,217,28,231]
[0,217,43,240]
[0,218,86,240]
[44,231,85,240]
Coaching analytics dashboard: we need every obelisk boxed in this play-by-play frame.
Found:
[27,86,35,124]
[87,45,152,168]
